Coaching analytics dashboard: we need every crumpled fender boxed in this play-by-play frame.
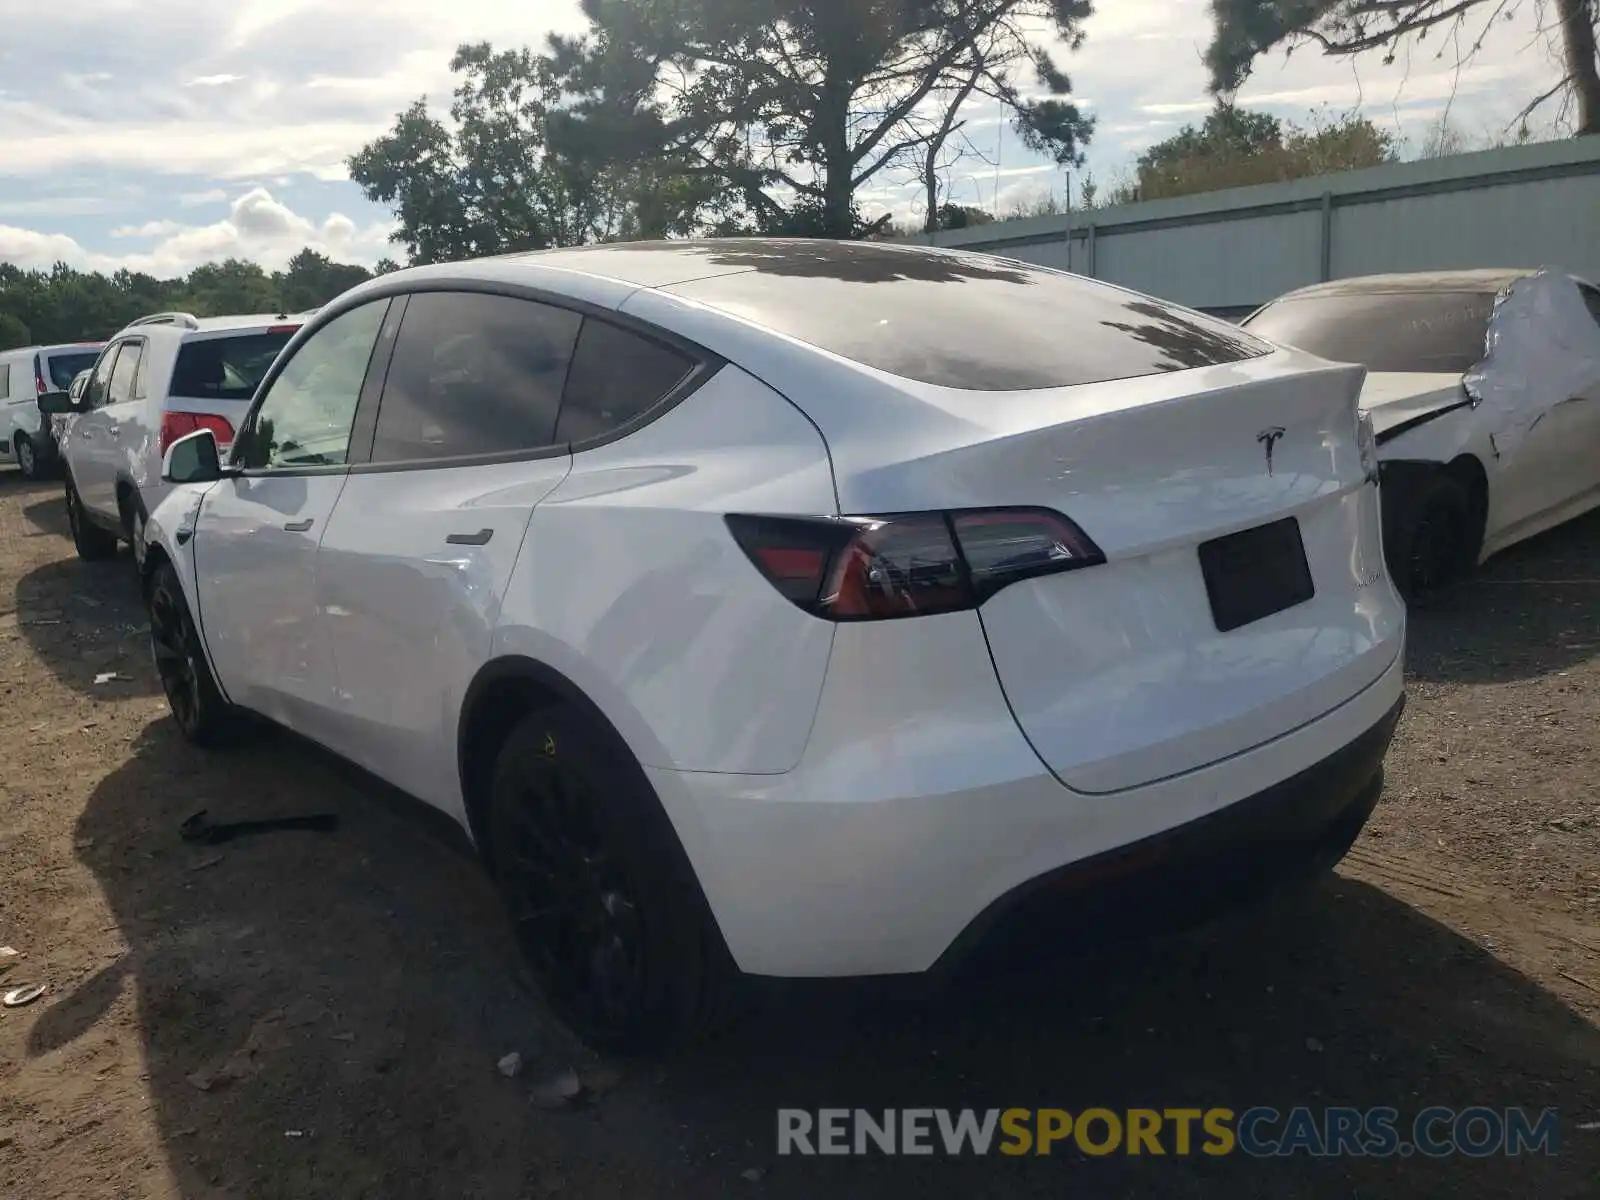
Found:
[1464,267,1600,462]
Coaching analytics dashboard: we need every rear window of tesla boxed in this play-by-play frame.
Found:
[1243,291,1496,373]
[43,350,100,390]
[663,258,1269,391]
[170,331,295,401]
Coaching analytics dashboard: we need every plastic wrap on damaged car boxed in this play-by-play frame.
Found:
[1463,267,1600,462]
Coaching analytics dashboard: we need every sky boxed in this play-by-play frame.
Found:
[0,0,1573,279]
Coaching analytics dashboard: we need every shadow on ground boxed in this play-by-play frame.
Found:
[35,711,1600,1199]
[13,555,154,697]
[24,494,69,537]
[1405,507,1600,685]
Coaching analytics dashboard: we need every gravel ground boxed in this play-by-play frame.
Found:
[0,466,1596,1199]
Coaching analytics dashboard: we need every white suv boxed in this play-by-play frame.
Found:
[140,240,1407,1052]
[0,342,104,479]
[58,311,302,563]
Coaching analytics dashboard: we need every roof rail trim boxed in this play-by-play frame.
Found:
[127,311,201,330]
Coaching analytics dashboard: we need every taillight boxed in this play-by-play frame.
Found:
[159,411,235,455]
[34,354,46,395]
[725,507,1105,621]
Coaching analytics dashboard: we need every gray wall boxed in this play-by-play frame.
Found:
[905,137,1600,315]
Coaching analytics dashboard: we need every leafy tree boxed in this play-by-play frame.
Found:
[1205,0,1600,135]
[936,203,996,228]
[0,249,377,343]
[348,42,682,266]
[179,259,282,316]
[1077,172,1099,209]
[0,312,29,351]
[281,249,372,312]
[1119,102,1396,202]
[550,0,1097,240]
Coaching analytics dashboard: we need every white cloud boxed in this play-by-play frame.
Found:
[187,73,244,87]
[178,188,228,207]
[1,187,393,277]
[110,219,185,239]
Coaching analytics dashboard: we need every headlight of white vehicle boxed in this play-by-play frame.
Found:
[1357,409,1380,485]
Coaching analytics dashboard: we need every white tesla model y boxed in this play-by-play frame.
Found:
[139,240,1407,1051]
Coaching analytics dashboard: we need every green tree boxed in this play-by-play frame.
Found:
[279,248,373,312]
[0,312,29,351]
[0,248,378,343]
[1119,102,1396,202]
[348,42,676,265]
[1205,0,1599,135]
[180,259,281,317]
[550,0,1096,240]
[936,203,995,228]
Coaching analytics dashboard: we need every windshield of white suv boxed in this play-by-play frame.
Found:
[170,330,296,401]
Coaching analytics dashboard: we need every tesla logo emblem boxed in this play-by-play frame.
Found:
[1257,426,1286,475]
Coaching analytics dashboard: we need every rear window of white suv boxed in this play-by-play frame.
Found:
[658,240,1269,391]
[170,331,296,401]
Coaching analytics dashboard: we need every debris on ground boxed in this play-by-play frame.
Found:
[1305,1036,1325,1053]
[188,853,224,872]
[93,672,121,684]
[497,1051,524,1078]
[529,1068,584,1110]
[3,984,46,1007]
[180,809,340,846]
[740,1167,766,1183]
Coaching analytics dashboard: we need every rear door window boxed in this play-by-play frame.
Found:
[0,360,10,401]
[371,291,582,463]
[555,319,695,444]
[1244,291,1496,373]
[660,241,1268,391]
[170,330,296,401]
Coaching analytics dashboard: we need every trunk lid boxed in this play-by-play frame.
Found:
[1359,372,1468,440]
[819,353,1404,794]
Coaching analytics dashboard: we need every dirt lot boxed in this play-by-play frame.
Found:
[0,467,1597,1199]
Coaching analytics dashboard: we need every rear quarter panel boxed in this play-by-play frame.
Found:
[493,364,840,776]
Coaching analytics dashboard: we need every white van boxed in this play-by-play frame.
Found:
[0,343,106,478]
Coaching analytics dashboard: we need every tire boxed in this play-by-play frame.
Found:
[146,560,242,748]
[485,706,740,1054]
[123,494,150,570]
[1383,471,1472,604]
[65,476,120,561]
[15,435,40,481]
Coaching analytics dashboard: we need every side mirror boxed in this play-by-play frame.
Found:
[162,429,224,484]
[37,391,79,416]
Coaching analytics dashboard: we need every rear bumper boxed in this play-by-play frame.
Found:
[932,691,1403,978]
[648,650,1407,978]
